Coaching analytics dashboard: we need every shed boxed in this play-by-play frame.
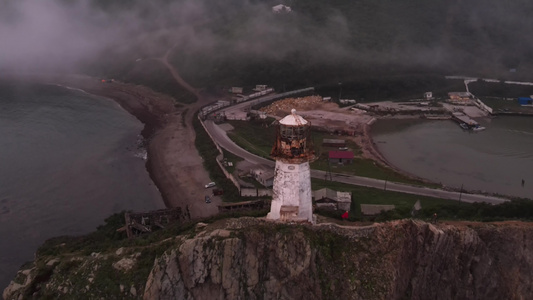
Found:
[448,92,472,101]
[336,191,352,211]
[251,166,274,187]
[411,200,422,216]
[360,204,395,216]
[322,139,346,147]
[329,151,354,164]
[518,97,532,105]
[230,87,243,94]
[253,84,268,91]
[313,188,352,211]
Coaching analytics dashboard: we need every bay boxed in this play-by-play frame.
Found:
[372,117,533,200]
[0,82,163,289]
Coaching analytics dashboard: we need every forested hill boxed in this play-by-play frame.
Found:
[3,1,533,96]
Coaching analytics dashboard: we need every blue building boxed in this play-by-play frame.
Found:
[518,97,532,105]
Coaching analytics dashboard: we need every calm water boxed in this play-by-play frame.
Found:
[0,82,163,289]
[372,117,533,199]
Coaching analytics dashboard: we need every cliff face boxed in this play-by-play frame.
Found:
[4,218,533,300]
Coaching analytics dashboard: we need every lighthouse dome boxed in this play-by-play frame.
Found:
[279,109,308,126]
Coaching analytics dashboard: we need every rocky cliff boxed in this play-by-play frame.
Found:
[4,218,533,300]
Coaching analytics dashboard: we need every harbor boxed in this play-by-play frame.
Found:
[372,116,533,200]
[451,111,486,131]
[441,101,489,132]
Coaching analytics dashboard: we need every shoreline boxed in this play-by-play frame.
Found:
[55,76,178,209]
[6,74,178,209]
[358,118,441,186]
[53,76,218,218]
[2,74,219,219]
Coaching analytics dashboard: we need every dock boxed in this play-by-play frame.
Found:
[451,111,479,126]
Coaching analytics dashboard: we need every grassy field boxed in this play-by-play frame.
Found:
[480,96,533,114]
[311,178,466,220]
[221,149,243,174]
[226,119,276,160]
[226,119,435,186]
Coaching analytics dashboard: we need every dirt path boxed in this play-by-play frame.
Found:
[145,49,219,219]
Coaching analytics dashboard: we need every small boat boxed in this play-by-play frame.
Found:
[472,125,486,131]
[459,123,469,130]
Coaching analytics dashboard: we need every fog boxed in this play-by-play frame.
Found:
[1,0,533,78]
[0,1,114,72]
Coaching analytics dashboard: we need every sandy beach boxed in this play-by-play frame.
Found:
[32,74,220,219]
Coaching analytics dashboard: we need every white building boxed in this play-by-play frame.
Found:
[267,109,315,223]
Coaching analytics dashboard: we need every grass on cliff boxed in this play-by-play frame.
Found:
[311,179,533,222]
[311,178,468,221]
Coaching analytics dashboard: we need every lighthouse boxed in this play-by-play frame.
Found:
[267,109,315,223]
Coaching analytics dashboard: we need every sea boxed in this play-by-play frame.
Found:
[0,81,164,290]
[372,117,533,200]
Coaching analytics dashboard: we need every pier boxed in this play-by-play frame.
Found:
[451,111,478,126]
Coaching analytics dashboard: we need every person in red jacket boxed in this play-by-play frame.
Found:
[341,211,349,221]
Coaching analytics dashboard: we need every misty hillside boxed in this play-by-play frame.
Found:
[2,0,533,97]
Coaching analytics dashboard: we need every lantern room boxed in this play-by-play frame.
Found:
[271,109,315,163]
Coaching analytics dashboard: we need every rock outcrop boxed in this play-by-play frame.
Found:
[4,218,533,299]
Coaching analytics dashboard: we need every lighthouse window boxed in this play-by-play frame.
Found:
[280,126,308,140]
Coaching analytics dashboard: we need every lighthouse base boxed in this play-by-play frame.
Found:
[266,160,314,224]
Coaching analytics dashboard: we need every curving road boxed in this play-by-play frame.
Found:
[204,120,509,205]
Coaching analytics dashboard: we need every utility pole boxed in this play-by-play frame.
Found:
[338,82,342,101]
[327,159,332,181]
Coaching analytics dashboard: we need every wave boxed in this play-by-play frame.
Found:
[507,129,533,136]
[49,83,90,95]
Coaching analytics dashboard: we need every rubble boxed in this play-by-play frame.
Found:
[260,96,325,116]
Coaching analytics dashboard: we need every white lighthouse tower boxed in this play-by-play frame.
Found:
[267,109,315,223]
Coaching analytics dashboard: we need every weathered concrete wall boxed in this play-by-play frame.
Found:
[267,161,313,223]
[240,188,272,197]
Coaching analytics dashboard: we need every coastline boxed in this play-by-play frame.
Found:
[359,119,441,186]
[7,74,216,218]
[53,76,218,218]
[48,76,177,207]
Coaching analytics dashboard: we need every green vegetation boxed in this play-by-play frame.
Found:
[479,97,522,110]
[311,179,465,221]
[470,80,533,99]
[88,0,533,100]
[221,149,243,174]
[226,118,276,160]
[468,81,533,113]
[311,178,533,222]
[315,75,465,103]
[193,115,241,201]
[225,119,433,186]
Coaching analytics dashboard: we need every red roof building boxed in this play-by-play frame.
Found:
[328,151,354,164]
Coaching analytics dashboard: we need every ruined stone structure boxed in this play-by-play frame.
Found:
[267,109,315,223]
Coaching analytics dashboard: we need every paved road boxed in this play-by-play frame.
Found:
[204,120,509,205]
